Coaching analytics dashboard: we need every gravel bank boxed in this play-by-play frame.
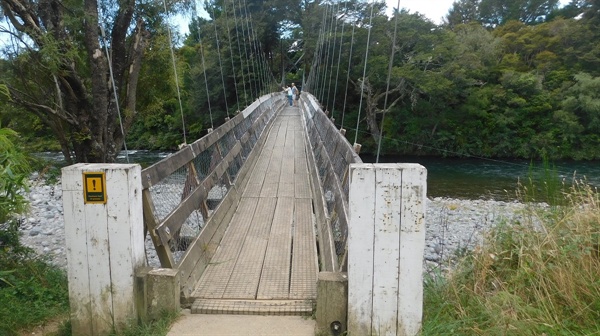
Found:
[15,175,529,271]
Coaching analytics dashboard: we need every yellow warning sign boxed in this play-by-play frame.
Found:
[83,172,107,204]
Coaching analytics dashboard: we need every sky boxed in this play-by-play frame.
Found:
[388,0,572,24]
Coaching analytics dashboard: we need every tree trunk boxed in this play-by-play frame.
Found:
[1,0,148,163]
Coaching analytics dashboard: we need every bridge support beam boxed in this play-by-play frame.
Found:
[136,267,180,322]
[316,272,348,335]
[348,164,427,336]
[62,164,145,335]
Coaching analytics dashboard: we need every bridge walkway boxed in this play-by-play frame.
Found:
[190,106,318,315]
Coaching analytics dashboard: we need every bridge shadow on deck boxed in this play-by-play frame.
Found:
[190,106,318,315]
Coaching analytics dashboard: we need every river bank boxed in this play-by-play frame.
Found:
[16,175,533,272]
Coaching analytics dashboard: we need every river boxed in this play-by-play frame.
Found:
[35,151,600,201]
[363,155,600,201]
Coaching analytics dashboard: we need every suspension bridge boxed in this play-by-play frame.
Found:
[59,1,427,335]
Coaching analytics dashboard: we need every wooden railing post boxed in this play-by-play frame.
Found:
[348,163,426,336]
[62,164,145,335]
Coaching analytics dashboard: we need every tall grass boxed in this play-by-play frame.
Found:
[422,181,600,335]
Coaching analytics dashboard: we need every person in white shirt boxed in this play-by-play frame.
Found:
[291,83,299,107]
[282,85,293,106]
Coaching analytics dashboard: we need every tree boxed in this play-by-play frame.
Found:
[0,0,166,163]
[446,0,480,27]
[0,127,30,223]
[446,0,561,26]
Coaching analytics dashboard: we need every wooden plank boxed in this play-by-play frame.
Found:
[289,198,318,299]
[188,113,244,156]
[142,109,243,189]
[260,183,279,198]
[105,166,145,332]
[157,142,241,237]
[295,177,311,199]
[180,105,281,298]
[62,177,93,335]
[300,110,336,272]
[244,183,263,197]
[280,156,295,184]
[223,197,277,299]
[371,167,401,335]
[257,197,294,299]
[232,106,279,192]
[277,182,295,197]
[141,146,194,189]
[397,164,426,336]
[157,184,208,243]
[347,164,427,336]
[316,272,349,335]
[191,299,313,316]
[193,197,259,298]
[334,199,350,272]
[178,187,242,298]
[347,164,376,336]
[294,130,304,153]
[84,191,113,335]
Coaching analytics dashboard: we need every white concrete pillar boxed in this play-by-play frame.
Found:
[348,163,426,336]
[62,164,145,335]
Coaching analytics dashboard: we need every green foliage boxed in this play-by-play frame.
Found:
[0,256,69,335]
[0,128,69,335]
[0,128,31,223]
[423,182,600,335]
[3,0,600,161]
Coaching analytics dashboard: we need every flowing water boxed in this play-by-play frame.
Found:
[362,155,600,201]
[36,151,600,201]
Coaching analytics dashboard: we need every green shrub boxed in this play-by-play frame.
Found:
[0,128,69,335]
[0,128,31,223]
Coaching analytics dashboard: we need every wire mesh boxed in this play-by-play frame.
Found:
[148,165,190,223]
[141,94,285,268]
[301,93,362,272]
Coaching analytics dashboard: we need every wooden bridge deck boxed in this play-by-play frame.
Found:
[190,106,318,315]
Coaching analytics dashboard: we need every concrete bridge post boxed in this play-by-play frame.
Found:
[62,164,145,335]
[348,163,427,336]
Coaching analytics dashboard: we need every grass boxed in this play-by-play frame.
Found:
[0,233,70,336]
[0,222,181,336]
[422,180,600,335]
[108,310,182,336]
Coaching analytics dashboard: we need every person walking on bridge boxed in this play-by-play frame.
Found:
[283,85,293,106]
[292,83,299,107]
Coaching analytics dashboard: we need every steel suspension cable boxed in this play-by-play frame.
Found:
[242,0,260,97]
[193,0,215,129]
[313,5,329,98]
[249,15,269,94]
[331,2,348,122]
[319,4,333,104]
[222,0,240,111]
[230,0,248,107]
[163,0,187,143]
[307,7,326,94]
[307,8,322,92]
[376,0,401,163]
[325,1,340,111]
[99,25,129,163]
[247,11,266,95]
[235,0,255,99]
[340,4,358,130]
[307,16,325,93]
[209,5,230,118]
[353,0,375,145]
